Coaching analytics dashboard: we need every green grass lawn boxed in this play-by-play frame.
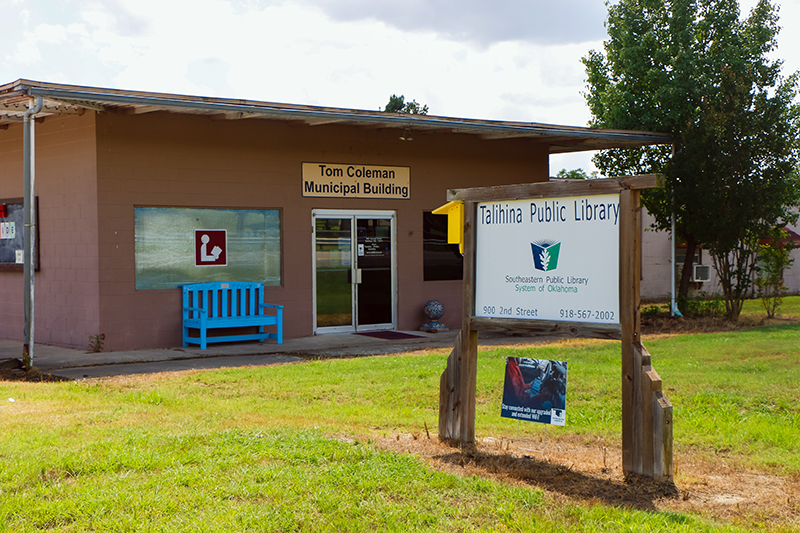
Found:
[1,425,734,532]
[742,294,800,318]
[644,294,800,321]
[2,319,799,531]
[487,326,800,472]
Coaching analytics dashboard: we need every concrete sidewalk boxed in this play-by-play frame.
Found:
[0,330,545,380]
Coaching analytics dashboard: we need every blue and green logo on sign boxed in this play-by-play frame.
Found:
[531,240,561,271]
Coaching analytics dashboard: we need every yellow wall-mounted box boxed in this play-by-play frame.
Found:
[432,200,464,254]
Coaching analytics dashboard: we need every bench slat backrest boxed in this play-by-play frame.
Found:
[183,282,266,319]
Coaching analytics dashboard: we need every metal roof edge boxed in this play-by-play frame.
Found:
[3,79,674,145]
[12,83,672,144]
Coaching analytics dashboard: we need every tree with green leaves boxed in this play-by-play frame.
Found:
[583,0,800,320]
[384,94,429,115]
[555,168,598,180]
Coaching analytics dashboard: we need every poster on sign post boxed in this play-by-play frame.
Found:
[475,194,620,325]
[501,357,567,426]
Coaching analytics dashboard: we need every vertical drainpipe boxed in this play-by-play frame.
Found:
[670,212,677,316]
[670,144,681,318]
[22,95,43,370]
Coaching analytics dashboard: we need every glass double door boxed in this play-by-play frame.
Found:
[313,210,396,333]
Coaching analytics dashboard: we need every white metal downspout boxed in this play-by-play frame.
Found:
[22,95,43,370]
[670,144,681,318]
[671,211,678,316]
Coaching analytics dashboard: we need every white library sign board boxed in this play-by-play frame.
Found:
[475,193,620,325]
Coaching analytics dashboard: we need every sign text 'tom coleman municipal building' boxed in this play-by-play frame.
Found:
[302,163,410,199]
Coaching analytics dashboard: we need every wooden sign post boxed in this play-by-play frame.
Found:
[438,175,673,480]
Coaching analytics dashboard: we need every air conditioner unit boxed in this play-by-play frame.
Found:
[692,264,711,283]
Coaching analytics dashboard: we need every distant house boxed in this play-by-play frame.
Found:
[641,210,800,301]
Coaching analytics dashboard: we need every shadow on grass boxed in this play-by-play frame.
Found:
[435,443,678,511]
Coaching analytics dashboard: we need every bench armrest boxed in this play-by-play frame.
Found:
[259,303,284,310]
[183,306,207,314]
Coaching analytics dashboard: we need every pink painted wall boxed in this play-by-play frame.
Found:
[0,113,100,349]
[0,123,24,341]
[93,111,549,350]
[5,109,549,351]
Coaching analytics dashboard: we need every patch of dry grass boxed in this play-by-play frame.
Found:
[377,431,800,530]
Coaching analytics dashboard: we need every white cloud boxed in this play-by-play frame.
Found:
[13,24,68,63]
[67,23,90,38]
[2,0,797,176]
[100,0,152,37]
[302,0,608,47]
[33,23,67,43]
[0,0,601,172]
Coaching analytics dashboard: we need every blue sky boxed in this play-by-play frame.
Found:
[2,0,797,173]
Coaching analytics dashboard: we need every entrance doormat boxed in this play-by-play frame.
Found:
[355,331,425,340]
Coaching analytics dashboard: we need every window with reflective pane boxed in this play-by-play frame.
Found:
[423,211,463,281]
[135,207,280,290]
[356,218,392,325]
[315,217,353,327]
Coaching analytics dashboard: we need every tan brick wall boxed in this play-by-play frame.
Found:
[5,110,549,351]
[0,113,100,349]
[0,122,24,341]
[93,111,549,350]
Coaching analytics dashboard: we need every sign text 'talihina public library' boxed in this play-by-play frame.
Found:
[475,194,620,325]
[301,163,410,199]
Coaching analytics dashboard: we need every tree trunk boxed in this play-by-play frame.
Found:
[710,249,750,322]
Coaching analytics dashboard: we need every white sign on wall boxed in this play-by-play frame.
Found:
[0,221,16,239]
[475,193,620,324]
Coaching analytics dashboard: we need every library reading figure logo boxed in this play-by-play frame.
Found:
[531,240,561,272]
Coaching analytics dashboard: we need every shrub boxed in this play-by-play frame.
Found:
[679,294,724,318]
[755,231,795,318]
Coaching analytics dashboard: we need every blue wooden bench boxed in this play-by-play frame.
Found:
[182,281,283,350]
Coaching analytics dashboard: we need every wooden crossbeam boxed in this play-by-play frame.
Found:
[470,317,622,340]
[48,98,105,112]
[448,175,663,202]
[305,118,346,126]
[0,103,28,112]
[478,131,540,140]
[1,102,82,116]
[124,105,162,115]
[209,112,261,120]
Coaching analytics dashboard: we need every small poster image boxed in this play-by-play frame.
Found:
[501,357,567,426]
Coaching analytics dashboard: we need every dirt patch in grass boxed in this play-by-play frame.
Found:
[378,433,800,529]
[642,315,752,335]
[0,366,69,382]
[640,306,800,336]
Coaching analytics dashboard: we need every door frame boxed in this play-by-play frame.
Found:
[312,209,397,334]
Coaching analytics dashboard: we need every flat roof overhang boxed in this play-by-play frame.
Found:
[0,79,674,154]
